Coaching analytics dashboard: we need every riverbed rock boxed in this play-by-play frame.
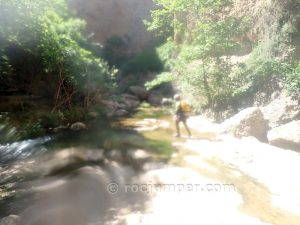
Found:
[147,93,162,106]
[162,98,173,106]
[133,118,171,132]
[42,148,105,175]
[53,125,69,133]
[122,93,140,101]
[221,107,268,142]
[102,100,126,111]
[127,149,151,169]
[129,86,149,100]
[267,120,300,151]
[128,149,150,161]
[87,111,100,120]
[122,94,140,109]
[70,122,88,131]
[113,109,129,117]
[0,215,21,225]
[261,92,300,128]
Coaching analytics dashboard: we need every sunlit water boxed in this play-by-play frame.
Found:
[1,107,300,225]
[0,108,176,224]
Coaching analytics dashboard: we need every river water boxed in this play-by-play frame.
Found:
[1,107,300,225]
[0,107,177,224]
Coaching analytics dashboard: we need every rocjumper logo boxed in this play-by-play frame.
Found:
[107,182,236,194]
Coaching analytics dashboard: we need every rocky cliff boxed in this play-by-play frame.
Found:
[69,0,156,53]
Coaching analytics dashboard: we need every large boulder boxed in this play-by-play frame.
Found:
[261,92,300,128]
[113,109,129,117]
[267,120,300,151]
[129,86,149,100]
[221,107,268,142]
[122,94,140,109]
[147,92,162,106]
[101,100,126,111]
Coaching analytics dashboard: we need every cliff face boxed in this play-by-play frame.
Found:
[69,0,156,53]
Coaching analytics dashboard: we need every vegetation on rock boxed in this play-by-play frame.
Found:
[145,0,300,114]
[0,0,117,138]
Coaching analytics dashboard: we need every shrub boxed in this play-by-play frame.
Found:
[0,0,116,110]
[63,107,86,124]
[40,111,65,128]
[145,72,173,91]
[21,122,46,139]
[286,62,300,96]
[120,47,164,75]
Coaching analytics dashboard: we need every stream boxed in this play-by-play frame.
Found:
[1,107,300,225]
[0,107,175,224]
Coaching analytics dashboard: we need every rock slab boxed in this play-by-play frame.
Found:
[221,107,268,142]
[268,120,300,151]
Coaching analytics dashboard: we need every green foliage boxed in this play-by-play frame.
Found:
[63,107,86,124]
[231,32,293,100]
[102,36,129,66]
[121,47,164,75]
[286,62,300,96]
[173,56,234,108]
[40,111,65,128]
[145,72,173,90]
[21,122,46,139]
[0,0,116,109]
[155,40,174,70]
[145,0,249,109]
[146,0,300,111]
[146,0,233,42]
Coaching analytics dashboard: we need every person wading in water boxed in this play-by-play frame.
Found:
[174,94,192,138]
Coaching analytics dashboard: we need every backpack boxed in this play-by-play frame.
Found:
[180,100,192,113]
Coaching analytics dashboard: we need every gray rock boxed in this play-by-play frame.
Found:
[128,149,150,161]
[262,92,300,128]
[162,98,173,105]
[113,109,129,117]
[129,86,149,100]
[87,111,100,120]
[0,215,20,225]
[53,125,68,133]
[221,107,268,142]
[147,93,162,106]
[41,148,105,175]
[70,122,88,131]
[102,100,126,111]
[71,0,155,52]
[122,94,140,102]
[268,120,300,151]
[105,149,123,162]
[127,149,151,169]
[123,98,140,110]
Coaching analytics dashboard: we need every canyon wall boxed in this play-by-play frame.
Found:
[70,0,156,53]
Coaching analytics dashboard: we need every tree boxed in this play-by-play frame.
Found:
[146,0,248,108]
[0,0,116,110]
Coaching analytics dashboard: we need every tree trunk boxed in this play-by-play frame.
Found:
[203,63,212,106]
